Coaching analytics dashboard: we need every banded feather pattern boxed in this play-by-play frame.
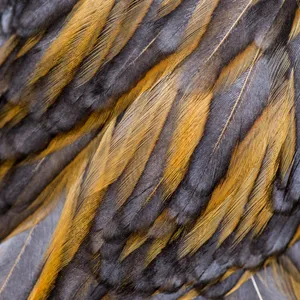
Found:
[0,0,300,299]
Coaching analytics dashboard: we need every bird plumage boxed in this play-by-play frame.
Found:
[0,0,300,299]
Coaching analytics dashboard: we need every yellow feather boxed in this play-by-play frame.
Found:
[163,92,212,198]
[181,72,294,255]
[116,77,177,208]
[65,121,115,259]
[0,105,26,129]
[29,118,116,299]
[29,160,87,300]
[156,0,183,19]
[280,106,296,180]
[290,226,300,246]
[182,127,267,255]
[105,0,154,63]
[98,0,219,134]
[82,75,177,200]
[226,271,253,296]
[213,48,261,151]
[27,111,110,162]
[262,257,300,300]
[289,9,300,41]
[145,211,177,265]
[178,289,199,300]
[177,0,219,52]
[16,31,45,59]
[27,0,115,109]
[0,35,18,66]
[76,0,130,86]
[148,210,177,238]
[145,230,175,266]
[214,43,260,94]
[0,161,13,181]
[120,232,148,260]
[204,0,258,63]
[237,74,295,241]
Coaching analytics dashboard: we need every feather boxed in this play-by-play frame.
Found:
[120,232,148,260]
[75,0,131,86]
[0,104,25,129]
[0,226,36,296]
[156,0,183,19]
[0,199,64,300]
[157,0,182,19]
[16,31,45,59]
[116,77,177,208]
[26,0,115,109]
[236,68,295,241]
[0,35,18,66]
[251,276,264,300]
[104,0,154,63]
[0,0,300,299]
[181,107,267,254]
[289,8,300,41]
[28,160,87,300]
[163,92,212,198]
[279,105,296,182]
[214,43,261,94]
[28,111,110,161]
[181,57,295,255]
[213,47,261,151]
[204,0,259,64]
[255,256,300,300]
[6,175,66,240]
